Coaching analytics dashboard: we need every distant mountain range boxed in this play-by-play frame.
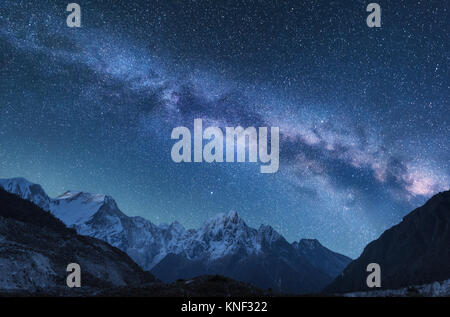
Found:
[325,189,450,294]
[0,177,351,294]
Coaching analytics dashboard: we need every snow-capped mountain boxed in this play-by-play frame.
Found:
[51,191,113,226]
[151,213,345,293]
[0,177,351,294]
[0,186,154,293]
[0,178,51,211]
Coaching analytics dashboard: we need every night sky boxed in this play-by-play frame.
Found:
[0,0,448,258]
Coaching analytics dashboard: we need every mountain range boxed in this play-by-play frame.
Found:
[1,177,449,296]
[0,187,272,296]
[0,177,351,294]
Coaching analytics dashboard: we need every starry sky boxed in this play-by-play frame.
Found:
[0,0,448,258]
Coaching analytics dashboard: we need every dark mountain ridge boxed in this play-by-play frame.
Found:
[325,190,450,294]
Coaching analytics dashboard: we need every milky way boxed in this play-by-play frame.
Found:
[0,0,448,257]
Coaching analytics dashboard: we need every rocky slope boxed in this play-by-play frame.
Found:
[325,190,450,294]
[0,188,154,293]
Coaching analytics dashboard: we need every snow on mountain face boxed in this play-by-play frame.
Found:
[194,211,262,260]
[0,188,155,292]
[0,178,51,211]
[0,178,274,269]
[50,191,110,226]
[0,178,349,285]
[0,178,115,227]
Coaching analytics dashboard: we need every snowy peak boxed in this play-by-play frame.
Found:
[56,191,108,202]
[224,210,240,222]
[55,190,115,205]
[0,177,122,228]
[200,211,252,239]
[51,190,120,227]
[202,210,246,229]
[197,211,261,259]
[0,177,51,210]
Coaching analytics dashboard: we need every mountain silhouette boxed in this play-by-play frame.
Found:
[325,190,450,294]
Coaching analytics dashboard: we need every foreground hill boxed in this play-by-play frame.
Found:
[0,188,154,293]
